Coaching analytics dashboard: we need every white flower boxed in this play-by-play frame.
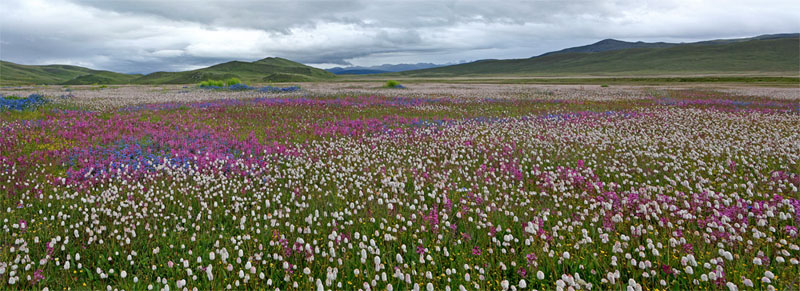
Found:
[501,280,509,290]
[121,270,127,278]
[563,251,571,259]
[537,271,545,280]
[519,279,527,289]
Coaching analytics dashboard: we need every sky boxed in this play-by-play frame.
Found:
[1,0,798,73]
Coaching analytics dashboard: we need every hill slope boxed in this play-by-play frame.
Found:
[326,63,444,75]
[133,57,335,84]
[399,36,800,76]
[0,61,141,86]
[1,57,335,85]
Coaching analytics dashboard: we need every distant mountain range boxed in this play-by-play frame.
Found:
[1,33,797,85]
[326,63,446,75]
[396,33,799,76]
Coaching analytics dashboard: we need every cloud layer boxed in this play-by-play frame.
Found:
[2,0,797,73]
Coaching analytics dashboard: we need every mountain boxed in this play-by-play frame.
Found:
[327,63,445,75]
[399,34,800,76]
[0,61,142,86]
[538,39,677,56]
[1,57,335,86]
[540,33,800,57]
[133,57,335,84]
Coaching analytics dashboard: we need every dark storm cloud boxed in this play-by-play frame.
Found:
[1,0,797,73]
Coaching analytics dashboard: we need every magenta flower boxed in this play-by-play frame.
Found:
[682,243,694,254]
[526,253,537,265]
[32,269,44,284]
[472,246,481,256]
[517,267,527,277]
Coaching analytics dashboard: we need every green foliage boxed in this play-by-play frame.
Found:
[384,80,401,87]
[601,84,609,87]
[224,78,242,86]
[199,80,225,87]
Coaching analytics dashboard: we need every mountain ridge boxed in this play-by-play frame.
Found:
[396,34,800,77]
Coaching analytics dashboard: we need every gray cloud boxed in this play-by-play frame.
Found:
[1,0,797,73]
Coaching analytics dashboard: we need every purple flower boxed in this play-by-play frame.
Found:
[682,243,694,254]
[517,267,527,277]
[32,269,44,284]
[416,244,426,255]
[472,246,481,256]
[526,253,537,265]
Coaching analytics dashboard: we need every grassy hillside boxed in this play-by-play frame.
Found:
[1,57,334,86]
[0,61,141,86]
[134,57,335,84]
[398,37,800,77]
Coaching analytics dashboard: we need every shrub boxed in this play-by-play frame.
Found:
[384,80,405,88]
[601,84,609,88]
[224,78,242,86]
[199,80,226,88]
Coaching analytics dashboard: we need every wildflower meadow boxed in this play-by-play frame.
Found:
[1,84,798,291]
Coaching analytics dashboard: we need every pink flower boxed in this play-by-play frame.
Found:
[526,253,537,265]
[416,244,426,255]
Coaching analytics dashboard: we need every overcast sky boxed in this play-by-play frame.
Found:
[1,0,798,73]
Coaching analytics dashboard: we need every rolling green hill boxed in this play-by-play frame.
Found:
[398,36,800,77]
[0,61,141,86]
[1,57,335,86]
[133,57,335,84]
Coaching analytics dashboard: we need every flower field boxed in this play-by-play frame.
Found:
[1,84,799,290]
